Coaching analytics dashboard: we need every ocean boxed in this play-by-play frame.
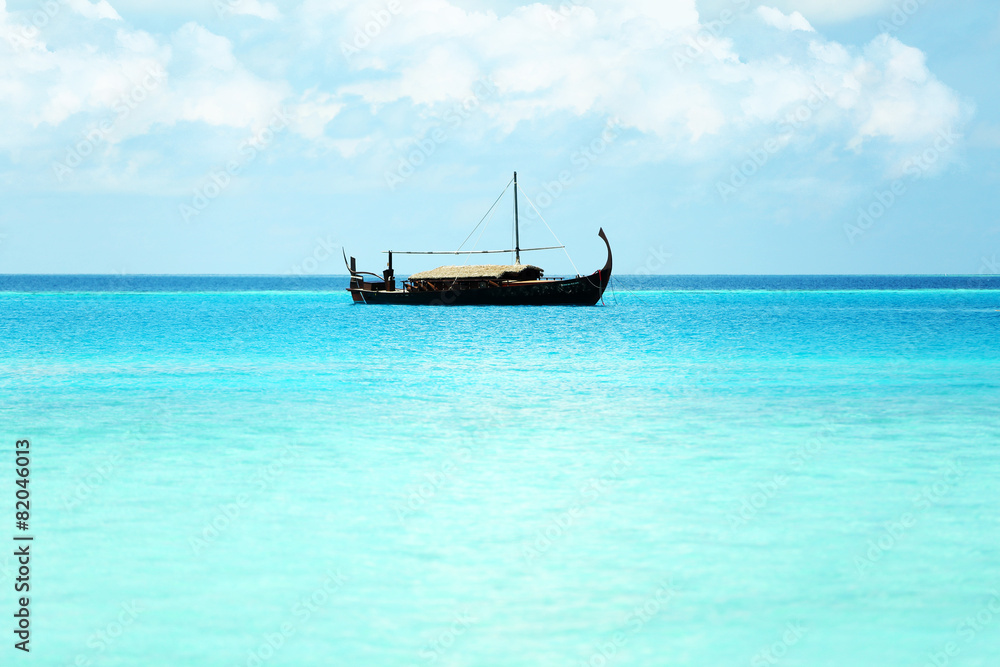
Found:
[1,275,998,666]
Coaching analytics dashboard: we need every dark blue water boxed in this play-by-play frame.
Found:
[2,274,999,292]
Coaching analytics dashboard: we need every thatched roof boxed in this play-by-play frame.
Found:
[408,264,543,280]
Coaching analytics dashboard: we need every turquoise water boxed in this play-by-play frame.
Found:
[2,279,999,666]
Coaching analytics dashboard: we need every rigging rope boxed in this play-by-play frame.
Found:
[466,191,503,266]
[457,176,514,252]
[612,276,638,300]
[445,182,507,290]
[521,191,581,277]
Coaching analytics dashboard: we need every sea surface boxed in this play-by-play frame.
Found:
[1,275,999,666]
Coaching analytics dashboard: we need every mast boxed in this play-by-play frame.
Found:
[513,171,521,265]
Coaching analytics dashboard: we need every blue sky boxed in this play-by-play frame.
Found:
[1,0,998,275]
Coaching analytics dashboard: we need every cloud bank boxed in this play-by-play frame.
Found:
[0,0,971,188]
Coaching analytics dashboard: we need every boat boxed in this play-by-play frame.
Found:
[344,172,612,306]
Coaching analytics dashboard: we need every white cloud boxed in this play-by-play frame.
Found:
[0,6,338,176]
[0,0,968,185]
[757,6,815,32]
[321,0,966,166]
[594,0,700,32]
[849,35,966,148]
[763,0,897,24]
[226,0,282,21]
[65,0,122,21]
[0,10,168,141]
[288,88,343,139]
[341,43,482,107]
[172,22,238,72]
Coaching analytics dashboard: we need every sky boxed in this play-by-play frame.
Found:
[0,0,998,275]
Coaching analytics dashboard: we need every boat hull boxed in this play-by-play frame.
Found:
[354,270,610,306]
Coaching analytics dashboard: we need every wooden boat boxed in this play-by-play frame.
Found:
[344,172,612,306]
